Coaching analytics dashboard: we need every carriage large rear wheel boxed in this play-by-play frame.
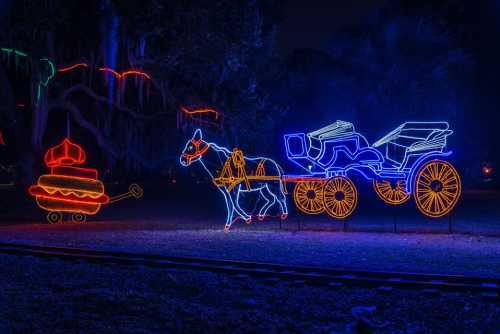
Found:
[293,181,325,214]
[323,176,357,219]
[414,160,461,218]
[373,179,410,205]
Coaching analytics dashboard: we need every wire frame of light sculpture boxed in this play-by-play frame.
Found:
[283,120,461,220]
[413,159,461,218]
[29,138,143,223]
[180,129,288,231]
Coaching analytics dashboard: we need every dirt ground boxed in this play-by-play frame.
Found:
[0,254,499,333]
[1,221,500,277]
[1,190,500,332]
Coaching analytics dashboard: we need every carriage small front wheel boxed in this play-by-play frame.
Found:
[414,160,461,218]
[323,176,358,219]
[293,181,325,214]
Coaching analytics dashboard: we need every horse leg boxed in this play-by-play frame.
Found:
[231,187,252,224]
[221,190,236,232]
[269,182,289,220]
[258,186,276,221]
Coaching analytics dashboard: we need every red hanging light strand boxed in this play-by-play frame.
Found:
[57,63,151,80]
[181,107,219,120]
[121,70,152,80]
[98,67,151,80]
[58,63,89,73]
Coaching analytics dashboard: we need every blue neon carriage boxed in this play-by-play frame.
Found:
[283,121,461,218]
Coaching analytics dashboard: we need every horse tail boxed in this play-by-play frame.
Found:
[276,164,288,195]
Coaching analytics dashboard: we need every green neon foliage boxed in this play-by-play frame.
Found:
[1,48,56,104]
[1,48,28,57]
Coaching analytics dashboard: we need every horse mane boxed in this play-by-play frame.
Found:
[208,142,231,156]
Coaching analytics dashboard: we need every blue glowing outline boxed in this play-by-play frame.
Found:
[180,129,288,231]
[283,121,454,193]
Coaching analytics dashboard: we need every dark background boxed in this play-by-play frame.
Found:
[0,0,498,189]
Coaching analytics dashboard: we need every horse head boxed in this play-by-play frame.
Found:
[180,129,210,167]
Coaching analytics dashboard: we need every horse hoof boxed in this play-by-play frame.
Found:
[245,217,252,224]
[224,226,230,233]
[257,215,265,221]
[280,213,288,220]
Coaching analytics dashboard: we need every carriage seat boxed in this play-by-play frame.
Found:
[372,122,452,165]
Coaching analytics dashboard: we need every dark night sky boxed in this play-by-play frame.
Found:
[277,0,384,54]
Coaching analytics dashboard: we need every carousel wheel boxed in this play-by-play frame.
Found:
[323,176,357,219]
[414,160,461,218]
[373,179,410,205]
[293,181,325,214]
[71,213,87,223]
[47,211,63,224]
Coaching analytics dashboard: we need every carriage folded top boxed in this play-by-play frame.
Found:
[284,121,453,175]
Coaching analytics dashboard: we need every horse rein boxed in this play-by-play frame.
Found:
[182,139,210,164]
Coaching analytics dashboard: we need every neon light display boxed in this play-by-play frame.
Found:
[1,48,56,104]
[1,48,27,57]
[283,121,461,218]
[180,129,288,231]
[0,131,5,146]
[181,107,219,120]
[98,67,151,80]
[58,63,89,73]
[413,159,461,218]
[58,63,151,81]
[29,138,143,223]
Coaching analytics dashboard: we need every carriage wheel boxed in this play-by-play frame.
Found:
[47,211,63,224]
[71,213,87,223]
[414,160,461,218]
[373,179,410,205]
[323,176,357,219]
[293,181,325,214]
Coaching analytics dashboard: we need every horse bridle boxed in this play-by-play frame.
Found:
[182,139,210,164]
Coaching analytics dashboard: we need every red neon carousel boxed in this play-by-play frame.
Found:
[29,138,143,223]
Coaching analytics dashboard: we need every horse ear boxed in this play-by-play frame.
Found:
[193,128,202,141]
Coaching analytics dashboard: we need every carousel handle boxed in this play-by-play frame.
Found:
[108,183,144,204]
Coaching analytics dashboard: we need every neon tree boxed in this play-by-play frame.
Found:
[36,58,56,103]
[283,121,461,218]
[29,138,143,223]
[180,129,288,232]
[98,67,151,80]
[181,107,219,120]
[0,48,27,57]
[58,63,89,73]
[1,48,56,104]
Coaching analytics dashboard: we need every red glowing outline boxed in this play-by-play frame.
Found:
[181,107,219,120]
[0,131,5,146]
[98,67,151,80]
[29,186,109,204]
[58,63,89,73]
[121,70,152,80]
[30,138,143,220]
[44,138,86,168]
[180,139,210,165]
[30,138,107,216]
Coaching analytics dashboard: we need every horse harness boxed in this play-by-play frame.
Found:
[213,148,280,192]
